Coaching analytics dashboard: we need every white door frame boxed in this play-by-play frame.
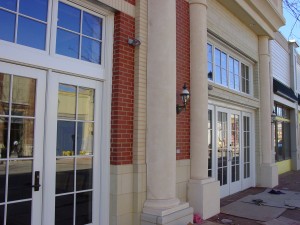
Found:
[210,104,255,198]
[42,71,106,225]
[0,61,46,225]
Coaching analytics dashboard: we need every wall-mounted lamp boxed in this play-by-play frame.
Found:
[271,110,277,123]
[128,38,141,47]
[176,83,190,114]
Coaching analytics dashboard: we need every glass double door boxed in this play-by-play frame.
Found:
[0,61,101,225]
[216,107,252,198]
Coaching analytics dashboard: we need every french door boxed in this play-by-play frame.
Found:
[214,106,253,198]
[0,62,102,225]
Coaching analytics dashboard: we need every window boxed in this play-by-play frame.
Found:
[0,0,104,65]
[274,104,291,162]
[215,49,227,86]
[207,42,251,94]
[0,0,48,50]
[207,44,213,80]
[56,2,103,64]
[241,63,250,94]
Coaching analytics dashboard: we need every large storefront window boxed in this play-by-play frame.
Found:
[207,43,251,95]
[274,104,291,161]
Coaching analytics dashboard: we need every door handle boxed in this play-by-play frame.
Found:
[32,171,41,191]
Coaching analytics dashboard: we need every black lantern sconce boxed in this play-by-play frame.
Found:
[176,83,190,114]
[271,110,277,123]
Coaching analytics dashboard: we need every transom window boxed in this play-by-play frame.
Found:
[0,0,48,50]
[0,0,103,65]
[207,43,251,95]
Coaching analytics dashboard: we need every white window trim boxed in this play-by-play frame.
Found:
[207,40,254,96]
[0,0,113,81]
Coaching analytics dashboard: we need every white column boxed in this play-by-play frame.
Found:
[142,1,193,224]
[187,0,220,220]
[259,36,278,187]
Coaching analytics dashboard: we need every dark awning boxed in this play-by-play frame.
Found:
[273,79,298,102]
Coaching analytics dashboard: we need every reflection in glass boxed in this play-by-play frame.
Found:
[0,74,10,115]
[0,0,17,11]
[56,29,80,59]
[58,2,81,32]
[57,121,75,156]
[10,118,34,158]
[0,118,8,159]
[78,87,94,121]
[12,76,36,117]
[19,0,48,21]
[17,16,46,50]
[0,161,6,203]
[83,12,102,40]
[0,10,16,42]
[81,37,101,64]
[58,84,76,119]
[76,191,92,225]
[56,158,74,194]
[7,201,31,225]
[8,160,32,201]
[77,122,93,155]
[76,157,92,191]
[55,194,74,225]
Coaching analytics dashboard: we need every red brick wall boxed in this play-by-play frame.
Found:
[111,12,135,165]
[176,0,190,160]
[125,0,135,5]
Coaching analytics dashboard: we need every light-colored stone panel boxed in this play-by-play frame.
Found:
[97,0,135,17]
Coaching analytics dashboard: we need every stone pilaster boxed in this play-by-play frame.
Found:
[141,0,193,224]
[187,0,220,220]
[259,36,278,187]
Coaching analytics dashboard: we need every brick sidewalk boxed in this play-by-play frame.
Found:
[206,170,300,225]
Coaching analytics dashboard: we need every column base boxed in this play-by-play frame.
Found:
[291,151,300,170]
[141,203,193,225]
[259,163,278,187]
[187,178,220,220]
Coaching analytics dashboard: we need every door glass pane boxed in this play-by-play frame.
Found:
[0,0,17,11]
[8,160,32,201]
[82,12,102,40]
[0,74,10,116]
[217,112,227,186]
[56,29,80,59]
[19,0,48,21]
[17,16,46,50]
[76,191,92,225]
[0,118,8,159]
[58,2,81,32]
[81,37,101,64]
[56,158,74,194]
[76,157,92,191]
[10,118,34,158]
[57,121,75,156]
[55,194,74,225]
[77,122,93,155]
[0,10,16,42]
[0,161,6,203]
[78,87,94,121]
[58,84,76,119]
[12,76,36,117]
[7,201,31,225]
